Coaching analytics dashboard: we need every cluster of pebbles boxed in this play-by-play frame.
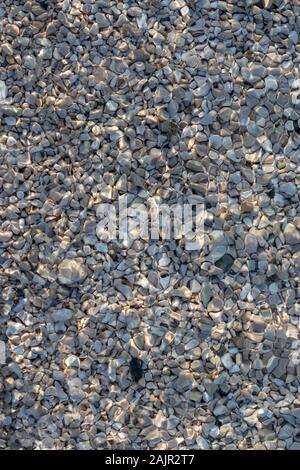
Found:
[0,0,300,451]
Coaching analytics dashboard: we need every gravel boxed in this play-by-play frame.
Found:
[0,0,299,451]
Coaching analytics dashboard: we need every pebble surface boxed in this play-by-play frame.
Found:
[0,0,300,451]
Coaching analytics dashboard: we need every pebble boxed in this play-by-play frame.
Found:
[284,224,300,245]
[0,105,18,116]
[65,355,80,368]
[289,31,299,45]
[221,353,234,371]
[0,341,5,364]
[280,182,296,198]
[57,259,87,285]
[265,76,278,92]
[174,372,194,392]
[0,0,299,452]
[215,254,235,273]
[245,233,258,254]
[0,231,13,242]
[0,80,7,102]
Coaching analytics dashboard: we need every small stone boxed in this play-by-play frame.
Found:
[52,308,73,323]
[252,317,266,333]
[0,0,298,451]
[105,100,118,112]
[245,233,258,254]
[289,31,299,45]
[0,80,7,102]
[129,357,143,382]
[213,405,228,417]
[263,0,273,7]
[209,134,223,149]
[128,7,143,17]
[0,231,13,242]
[5,116,16,126]
[114,280,133,300]
[65,355,80,368]
[67,378,85,402]
[284,224,300,245]
[6,322,25,337]
[290,442,300,450]
[2,43,13,56]
[243,412,258,427]
[207,297,223,312]
[273,358,288,378]
[201,282,213,307]
[0,104,18,116]
[174,371,194,392]
[209,243,227,262]
[23,55,37,70]
[291,409,300,421]
[221,353,234,370]
[280,182,296,198]
[196,436,210,450]
[215,254,235,273]
[0,341,5,364]
[265,76,278,91]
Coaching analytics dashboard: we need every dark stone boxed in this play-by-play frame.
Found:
[38,0,50,8]
[130,357,143,382]
[215,254,235,273]
[267,186,275,198]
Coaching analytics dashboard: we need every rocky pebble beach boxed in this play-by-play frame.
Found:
[0,0,300,450]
